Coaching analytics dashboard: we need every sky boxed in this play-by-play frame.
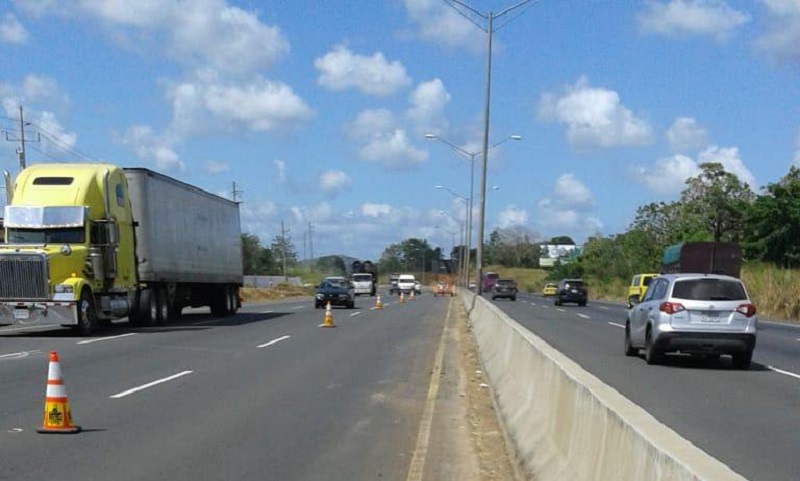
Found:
[1,0,799,262]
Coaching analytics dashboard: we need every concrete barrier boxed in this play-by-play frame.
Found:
[461,291,747,481]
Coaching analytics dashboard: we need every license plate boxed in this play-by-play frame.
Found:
[13,309,29,320]
[571,289,578,293]
[699,313,721,323]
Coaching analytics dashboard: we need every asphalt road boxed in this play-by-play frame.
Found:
[485,291,800,481]
[0,292,454,481]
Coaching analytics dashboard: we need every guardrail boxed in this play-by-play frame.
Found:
[460,290,746,481]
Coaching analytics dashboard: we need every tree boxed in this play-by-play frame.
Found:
[549,235,575,245]
[743,166,800,267]
[486,226,542,268]
[241,233,276,274]
[270,234,297,275]
[680,162,754,243]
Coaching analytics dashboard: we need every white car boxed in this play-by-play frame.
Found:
[396,274,416,295]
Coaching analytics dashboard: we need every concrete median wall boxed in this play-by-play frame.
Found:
[460,291,746,481]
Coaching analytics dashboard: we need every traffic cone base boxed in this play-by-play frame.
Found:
[410,290,415,300]
[37,351,81,434]
[400,292,405,304]
[321,302,336,328]
[374,295,383,310]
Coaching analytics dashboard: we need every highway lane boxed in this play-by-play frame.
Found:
[0,293,455,481]
[487,292,800,481]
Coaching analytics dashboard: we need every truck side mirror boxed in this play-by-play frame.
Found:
[107,220,118,244]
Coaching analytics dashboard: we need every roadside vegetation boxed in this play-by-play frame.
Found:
[240,163,800,321]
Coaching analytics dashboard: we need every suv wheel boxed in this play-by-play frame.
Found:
[624,323,637,357]
[731,351,753,370]
[644,327,661,365]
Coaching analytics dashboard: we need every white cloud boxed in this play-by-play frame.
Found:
[497,205,529,228]
[539,77,654,150]
[358,129,428,170]
[554,174,593,207]
[637,0,750,41]
[667,117,708,153]
[635,146,756,195]
[698,145,756,187]
[167,73,314,135]
[315,45,412,97]
[346,109,397,139]
[406,78,450,136]
[319,170,352,195]
[634,154,700,195]
[21,0,290,75]
[756,0,800,63]
[273,160,287,184]
[119,125,184,172]
[1,13,28,43]
[204,160,229,174]
[362,203,392,218]
[402,0,484,52]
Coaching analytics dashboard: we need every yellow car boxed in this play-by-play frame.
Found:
[627,273,658,308]
[543,283,557,296]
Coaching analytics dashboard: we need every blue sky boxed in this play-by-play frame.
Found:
[1,1,799,262]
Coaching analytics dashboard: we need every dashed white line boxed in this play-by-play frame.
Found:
[350,311,362,317]
[110,370,193,399]
[556,308,566,313]
[577,313,590,319]
[608,322,626,329]
[0,350,42,359]
[77,333,137,344]
[292,305,306,310]
[257,335,291,349]
[598,306,610,310]
[768,365,800,381]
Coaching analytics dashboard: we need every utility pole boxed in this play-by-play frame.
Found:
[308,221,315,271]
[17,105,26,172]
[446,0,536,294]
[231,181,243,203]
[281,220,289,281]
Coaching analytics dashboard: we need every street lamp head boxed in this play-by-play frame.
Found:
[424,134,437,139]
[509,135,522,140]
[491,185,500,190]
[434,185,443,189]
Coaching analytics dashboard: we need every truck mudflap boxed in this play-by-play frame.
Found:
[0,302,78,327]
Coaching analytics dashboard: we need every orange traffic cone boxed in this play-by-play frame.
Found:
[320,302,336,328]
[37,351,81,434]
[400,292,405,304]
[374,295,383,310]
[410,289,415,300]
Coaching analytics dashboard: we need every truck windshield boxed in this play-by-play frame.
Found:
[6,227,86,244]
[352,275,372,282]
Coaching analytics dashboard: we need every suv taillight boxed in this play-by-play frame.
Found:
[736,303,757,317]
[659,302,685,315]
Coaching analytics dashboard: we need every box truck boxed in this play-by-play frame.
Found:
[661,242,742,278]
[0,163,243,335]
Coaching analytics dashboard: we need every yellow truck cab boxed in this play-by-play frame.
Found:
[627,273,658,308]
[0,163,242,335]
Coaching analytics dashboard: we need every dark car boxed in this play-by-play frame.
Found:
[491,279,518,301]
[315,278,355,309]
[555,278,587,306]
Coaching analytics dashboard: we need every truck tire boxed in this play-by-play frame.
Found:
[74,289,97,336]
[210,286,228,317]
[226,285,238,316]
[139,288,158,327]
[155,286,169,326]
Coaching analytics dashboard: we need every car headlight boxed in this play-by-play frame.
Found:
[54,284,74,294]
[316,293,324,299]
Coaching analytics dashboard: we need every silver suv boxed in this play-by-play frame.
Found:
[624,273,757,369]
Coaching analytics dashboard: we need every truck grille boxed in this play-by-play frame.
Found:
[0,254,48,300]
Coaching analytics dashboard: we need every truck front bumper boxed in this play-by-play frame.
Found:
[0,302,78,327]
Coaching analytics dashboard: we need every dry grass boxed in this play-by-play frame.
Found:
[741,262,800,321]
[484,266,549,293]
[241,284,313,302]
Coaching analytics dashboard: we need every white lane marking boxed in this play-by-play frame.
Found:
[406,292,452,481]
[540,305,549,309]
[0,350,42,359]
[263,310,275,314]
[556,308,566,312]
[608,322,626,329]
[292,305,306,310]
[110,370,193,399]
[257,335,291,349]
[529,302,536,306]
[598,306,610,310]
[577,313,590,319]
[768,365,800,380]
[350,312,362,317]
[77,333,137,345]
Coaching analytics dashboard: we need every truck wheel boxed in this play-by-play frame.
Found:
[155,286,169,326]
[139,288,158,327]
[74,289,97,336]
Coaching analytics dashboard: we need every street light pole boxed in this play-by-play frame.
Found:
[446,0,536,294]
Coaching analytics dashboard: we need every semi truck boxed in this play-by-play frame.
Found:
[0,163,243,335]
[661,242,742,278]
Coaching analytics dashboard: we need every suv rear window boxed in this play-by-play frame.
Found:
[671,278,747,301]
[496,280,516,287]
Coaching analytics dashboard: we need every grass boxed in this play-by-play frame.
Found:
[242,262,800,322]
